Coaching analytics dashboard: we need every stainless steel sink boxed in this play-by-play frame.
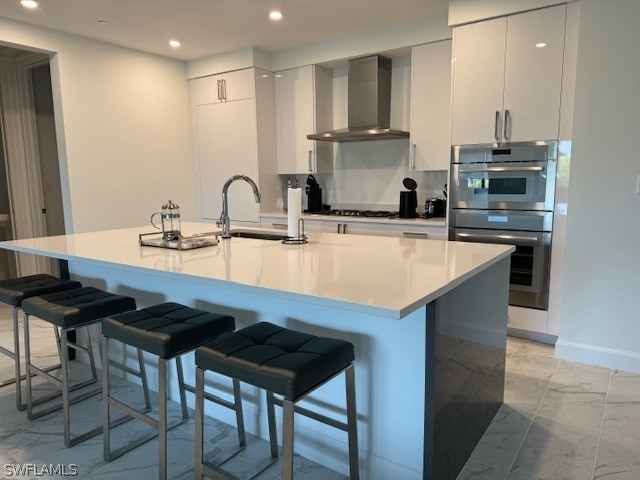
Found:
[227,229,288,241]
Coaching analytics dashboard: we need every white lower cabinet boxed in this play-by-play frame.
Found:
[261,216,447,239]
[386,224,447,240]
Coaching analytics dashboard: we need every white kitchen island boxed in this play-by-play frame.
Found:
[0,222,513,480]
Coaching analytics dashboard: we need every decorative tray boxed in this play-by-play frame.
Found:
[138,232,219,250]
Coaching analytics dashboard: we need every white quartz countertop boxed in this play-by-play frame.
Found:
[0,222,513,319]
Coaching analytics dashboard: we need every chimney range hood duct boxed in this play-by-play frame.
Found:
[307,54,410,142]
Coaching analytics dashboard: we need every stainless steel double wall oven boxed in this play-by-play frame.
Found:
[449,141,557,310]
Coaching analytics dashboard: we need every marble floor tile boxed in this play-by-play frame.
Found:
[469,404,533,472]
[593,431,640,480]
[457,460,510,480]
[599,395,640,445]
[607,369,640,397]
[509,414,600,480]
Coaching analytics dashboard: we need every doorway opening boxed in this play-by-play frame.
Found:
[0,46,65,278]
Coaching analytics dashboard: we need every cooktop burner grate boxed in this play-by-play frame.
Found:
[309,209,399,218]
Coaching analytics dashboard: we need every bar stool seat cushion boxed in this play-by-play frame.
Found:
[22,287,136,329]
[101,302,235,359]
[0,274,82,307]
[195,322,355,401]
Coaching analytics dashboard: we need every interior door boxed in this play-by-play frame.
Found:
[195,100,260,223]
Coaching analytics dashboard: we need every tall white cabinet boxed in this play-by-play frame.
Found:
[410,39,452,171]
[190,68,278,224]
[451,4,567,145]
[275,65,333,174]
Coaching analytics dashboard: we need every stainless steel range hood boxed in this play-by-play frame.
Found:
[307,55,409,142]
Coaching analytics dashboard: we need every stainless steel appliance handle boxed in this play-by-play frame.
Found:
[410,143,416,170]
[459,166,544,173]
[494,110,501,142]
[308,150,313,172]
[456,232,540,247]
[504,109,511,141]
[403,232,429,238]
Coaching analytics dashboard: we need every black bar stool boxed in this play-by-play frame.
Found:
[21,286,149,447]
[101,302,236,480]
[194,322,360,480]
[0,274,82,410]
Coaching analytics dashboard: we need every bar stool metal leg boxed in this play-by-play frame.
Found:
[102,336,112,461]
[12,306,22,411]
[265,391,279,459]
[282,399,295,480]
[159,358,168,480]
[345,365,360,480]
[195,367,205,480]
[175,356,189,420]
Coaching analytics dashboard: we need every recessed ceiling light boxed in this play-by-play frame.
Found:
[169,40,181,48]
[20,0,38,9]
[269,10,283,21]
[536,42,547,48]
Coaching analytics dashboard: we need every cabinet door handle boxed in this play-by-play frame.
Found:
[410,143,416,170]
[217,80,223,101]
[343,224,348,234]
[308,150,313,172]
[494,110,502,142]
[503,109,511,142]
[222,79,227,101]
[403,232,429,238]
[337,224,342,234]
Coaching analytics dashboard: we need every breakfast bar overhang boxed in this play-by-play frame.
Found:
[0,222,514,480]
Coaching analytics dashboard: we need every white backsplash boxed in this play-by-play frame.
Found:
[281,149,447,212]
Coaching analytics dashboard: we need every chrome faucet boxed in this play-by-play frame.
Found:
[217,175,261,238]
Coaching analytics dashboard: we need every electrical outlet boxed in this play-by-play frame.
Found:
[276,197,284,209]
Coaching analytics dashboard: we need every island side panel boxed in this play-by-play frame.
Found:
[67,260,428,480]
[427,256,510,480]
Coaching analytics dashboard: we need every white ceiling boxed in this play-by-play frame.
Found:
[0,0,449,61]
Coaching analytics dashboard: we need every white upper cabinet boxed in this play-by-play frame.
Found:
[503,5,566,142]
[451,4,567,145]
[275,65,333,174]
[192,68,256,106]
[410,39,453,171]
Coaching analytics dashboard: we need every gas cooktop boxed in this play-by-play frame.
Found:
[307,209,399,218]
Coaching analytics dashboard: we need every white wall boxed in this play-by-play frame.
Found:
[556,0,640,372]
[0,18,195,234]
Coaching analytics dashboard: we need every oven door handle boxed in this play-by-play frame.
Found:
[458,166,544,174]
[455,232,540,247]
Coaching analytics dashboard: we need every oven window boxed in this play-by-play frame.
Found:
[510,245,534,287]
[488,178,527,195]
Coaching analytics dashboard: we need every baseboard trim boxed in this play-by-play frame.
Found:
[555,340,640,373]
[508,327,557,345]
